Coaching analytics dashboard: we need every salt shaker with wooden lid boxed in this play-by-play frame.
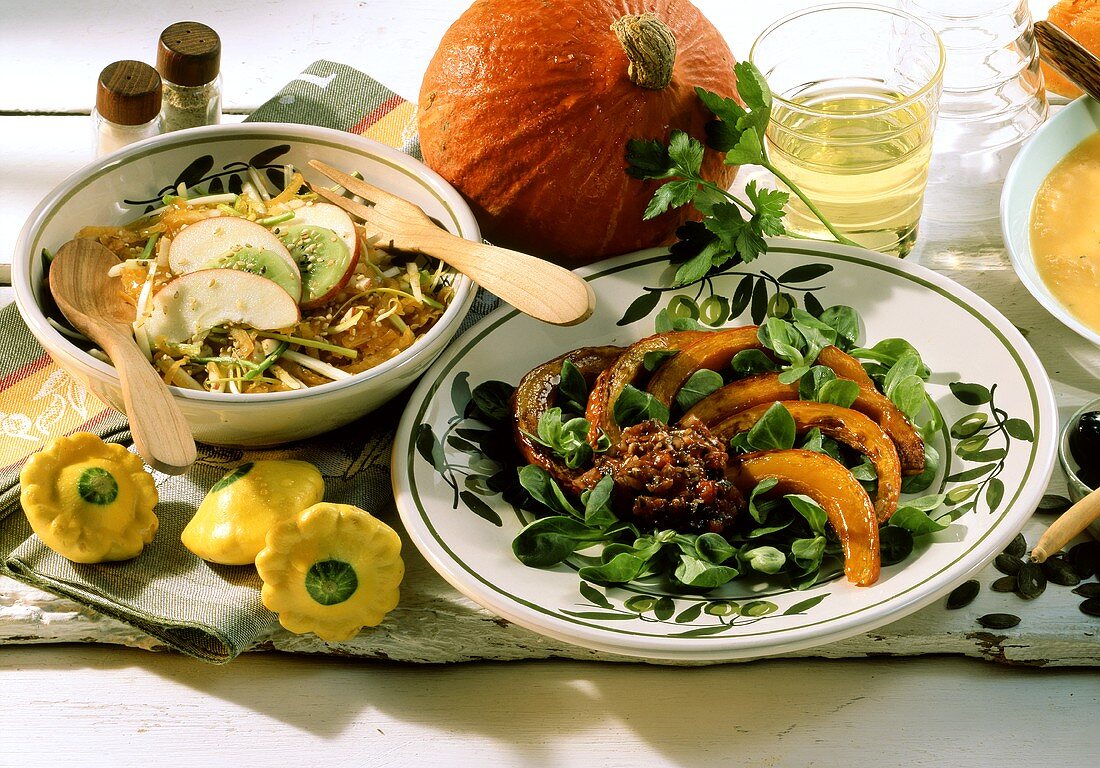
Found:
[93,60,163,158]
[157,21,222,132]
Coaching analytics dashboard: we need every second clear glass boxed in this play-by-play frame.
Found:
[898,0,1047,229]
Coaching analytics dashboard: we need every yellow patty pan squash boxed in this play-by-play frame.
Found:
[181,460,325,565]
[256,502,404,642]
[19,432,158,564]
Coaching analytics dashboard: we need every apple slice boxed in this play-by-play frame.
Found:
[279,225,359,309]
[169,217,302,301]
[286,202,359,257]
[145,269,301,345]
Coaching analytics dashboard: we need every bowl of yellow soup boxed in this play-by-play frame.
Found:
[1002,96,1100,346]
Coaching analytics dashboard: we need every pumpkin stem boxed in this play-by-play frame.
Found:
[611,13,676,90]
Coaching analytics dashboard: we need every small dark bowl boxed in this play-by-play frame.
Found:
[1058,397,1100,538]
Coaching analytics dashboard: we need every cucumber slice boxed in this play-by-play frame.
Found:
[289,202,359,258]
[281,225,358,309]
[217,247,302,301]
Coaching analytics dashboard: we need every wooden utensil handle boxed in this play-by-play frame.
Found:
[98,327,197,475]
[1034,20,1100,102]
[396,223,595,327]
[1030,484,1100,562]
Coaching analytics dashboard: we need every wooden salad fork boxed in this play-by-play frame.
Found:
[307,160,595,326]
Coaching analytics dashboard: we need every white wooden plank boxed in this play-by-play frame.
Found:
[0,645,1095,768]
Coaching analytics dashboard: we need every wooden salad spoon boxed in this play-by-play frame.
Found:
[49,239,197,475]
[1034,20,1100,101]
[307,160,596,326]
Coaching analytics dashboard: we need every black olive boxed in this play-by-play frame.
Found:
[1069,411,1100,489]
[1078,465,1100,491]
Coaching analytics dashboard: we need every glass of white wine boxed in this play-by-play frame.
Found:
[750,4,946,257]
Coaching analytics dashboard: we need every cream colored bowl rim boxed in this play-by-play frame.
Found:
[13,123,479,404]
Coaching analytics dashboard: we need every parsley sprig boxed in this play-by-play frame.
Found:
[626,61,859,287]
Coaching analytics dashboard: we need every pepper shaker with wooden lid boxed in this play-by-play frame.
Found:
[93,60,163,158]
[158,21,222,132]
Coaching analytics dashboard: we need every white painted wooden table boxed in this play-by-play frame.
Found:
[2,1,1098,766]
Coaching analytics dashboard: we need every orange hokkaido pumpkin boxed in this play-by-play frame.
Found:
[418,0,739,267]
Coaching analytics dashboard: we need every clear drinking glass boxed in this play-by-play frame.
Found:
[750,4,945,257]
[898,0,1047,230]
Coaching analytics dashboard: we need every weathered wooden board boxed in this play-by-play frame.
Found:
[3,512,1097,666]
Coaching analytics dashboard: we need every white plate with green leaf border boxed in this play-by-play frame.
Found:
[391,239,1057,661]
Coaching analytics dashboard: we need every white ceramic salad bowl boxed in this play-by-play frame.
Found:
[13,123,478,447]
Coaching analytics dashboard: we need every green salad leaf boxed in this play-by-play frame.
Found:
[613,384,670,427]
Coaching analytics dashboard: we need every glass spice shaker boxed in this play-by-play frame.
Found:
[93,60,163,158]
[157,21,222,132]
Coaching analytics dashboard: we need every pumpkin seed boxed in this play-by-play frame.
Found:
[1067,541,1100,579]
[1072,582,1100,598]
[1035,494,1071,515]
[1002,533,1027,560]
[946,579,980,609]
[977,613,1020,629]
[1080,598,1100,617]
[994,553,1023,575]
[1040,556,1080,587]
[991,575,1017,593]
[1015,561,1047,600]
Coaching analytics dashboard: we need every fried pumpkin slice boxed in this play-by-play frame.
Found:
[645,326,763,408]
[726,449,881,586]
[682,371,925,476]
[585,331,707,446]
[677,348,873,425]
[816,345,876,388]
[681,373,800,426]
[816,347,924,474]
[844,384,925,476]
[512,345,624,493]
[708,401,902,521]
